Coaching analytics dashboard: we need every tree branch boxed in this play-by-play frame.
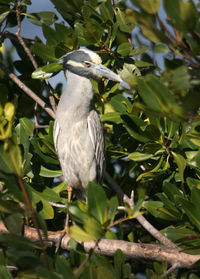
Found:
[104,172,178,250]
[15,0,38,70]
[0,62,56,119]
[0,221,198,271]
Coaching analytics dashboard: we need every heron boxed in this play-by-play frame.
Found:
[53,48,122,206]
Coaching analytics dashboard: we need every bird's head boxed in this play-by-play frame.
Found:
[62,48,122,83]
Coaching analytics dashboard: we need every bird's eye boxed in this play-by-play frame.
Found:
[83,61,91,68]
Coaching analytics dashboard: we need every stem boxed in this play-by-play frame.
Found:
[0,62,56,119]
[17,176,50,269]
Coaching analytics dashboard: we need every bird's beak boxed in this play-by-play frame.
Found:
[93,64,122,83]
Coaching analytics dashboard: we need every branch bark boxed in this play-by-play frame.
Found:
[0,221,198,270]
[0,62,56,119]
[104,172,178,250]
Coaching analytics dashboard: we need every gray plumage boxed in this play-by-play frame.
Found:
[53,49,122,199]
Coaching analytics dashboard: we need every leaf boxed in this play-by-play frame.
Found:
[162,226,197,242]
[87,182,107,224]
[0,234,39,251]
[137,78,162,112]
[154,44,169,53]
[114,249,125,279]
[96,266,116,279]
[172,152,186,183]
[4,213,23,237]
[176,197,200,231]
[139,0,160,14]
[128,152,154,161]
[4,102,15,121]
[0,266,12,279]
[0,141,22,176]
[32,63,62,79]
[39,166,62,178]
[70,225,96,242]
[83,22,103,44]
[84,217,104,239]
[187,177,200,190]
[0,11,9,24]
[143,201,163,218]
[30,43,57,63]
[101,112,123,124]
[27,11,57,26]
[116,8,135,33]
[117,42,133,57]
[55,256,75,279]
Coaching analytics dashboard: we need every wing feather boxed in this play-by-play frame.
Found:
[87,110,105,183]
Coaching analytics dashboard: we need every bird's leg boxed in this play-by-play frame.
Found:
[65,185,73,234]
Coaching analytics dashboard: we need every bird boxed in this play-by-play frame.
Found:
[53,48,122,201]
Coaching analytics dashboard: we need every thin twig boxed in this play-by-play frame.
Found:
[15,0,38,69]
[104,172,178,250]
[0,62,56,119]
[156,14,199,68]
[15,1,57,113]
[49,201,66,208]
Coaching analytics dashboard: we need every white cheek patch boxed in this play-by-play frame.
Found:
[67,60,84,68]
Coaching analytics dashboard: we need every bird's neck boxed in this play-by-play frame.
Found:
[56,71,94,121]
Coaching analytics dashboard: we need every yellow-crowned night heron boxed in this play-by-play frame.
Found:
[54,49,122,200]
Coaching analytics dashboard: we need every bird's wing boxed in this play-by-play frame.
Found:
[87,110,105,183]
[53,120,60,153]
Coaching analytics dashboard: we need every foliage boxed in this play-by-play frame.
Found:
[0,0,200,278]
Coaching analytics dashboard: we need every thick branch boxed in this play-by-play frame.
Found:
[104,172,178,249]
[0,222,198,270]
[0,62,56,119]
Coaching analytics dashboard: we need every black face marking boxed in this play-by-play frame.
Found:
[62,50,92,70]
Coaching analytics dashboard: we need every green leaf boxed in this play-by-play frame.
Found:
[55,256,75,279]
[87,182,107,224]
[30,43,57,63]
[0,141,22,176]
[128,152,154,161]
[84,217,104,239]
[4,102,15,121]
[172,152,186,183]
[143,201,163,218]
[83,22,104,44]
[176,197,200,231]
[172,66,190,90]
[70,225,96,242]
[99,1,114,22]
[0,234,39,251]
[96,266,116,279]
[107,196,118,224]
[154,44,169,53]
[0,266,12,279]
[117,42,133,57]
[0,200,23,214]
[0,11,9,24]
[162,226,197,242]
[39,166,62,178]
[32,63,62,79]
[116,8,135,33]
[27,11,57,26]
[4,213,24,235]
[139,0,160,14]
[101,112,123,124]
[187,177,200,190]
[114,249,125,279]
[137,78,162,112]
